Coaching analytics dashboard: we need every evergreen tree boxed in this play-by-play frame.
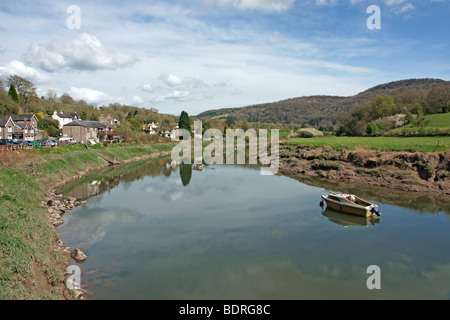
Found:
[178,110,191,135]
[8,84,19,103]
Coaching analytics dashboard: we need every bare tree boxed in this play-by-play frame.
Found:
[428,85,450,113]
[0,77,5,92]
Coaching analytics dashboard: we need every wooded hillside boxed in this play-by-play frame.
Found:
[197,78,450,131]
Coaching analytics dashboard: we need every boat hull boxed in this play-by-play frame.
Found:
[323,198,373,217]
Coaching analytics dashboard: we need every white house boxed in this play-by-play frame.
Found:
[147,122,159,135]
[52,111,80,129]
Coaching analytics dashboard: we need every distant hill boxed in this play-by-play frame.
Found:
[197,78,450,129]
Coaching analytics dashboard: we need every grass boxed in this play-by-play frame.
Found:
[409,112,450,129]
[388,113,450,137]
[283,136,450,152]
[0,141,175,299]
[0,168,66,299]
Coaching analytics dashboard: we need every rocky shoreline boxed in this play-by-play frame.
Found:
[279,145,450,195]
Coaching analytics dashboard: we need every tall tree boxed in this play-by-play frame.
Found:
[8,84,19,103]
[6,75,37,105]
[370,95,398,119]
[60,93,75,104]
[178,110,191,135]
[428,86,450,113]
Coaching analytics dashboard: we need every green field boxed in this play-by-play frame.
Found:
[411,112,450,129]
[387,112,450,137]
[283,136,450,152]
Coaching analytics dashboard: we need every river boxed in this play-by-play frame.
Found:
[57,157,450,299]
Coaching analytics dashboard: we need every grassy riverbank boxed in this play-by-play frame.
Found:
[283,136,450,152]
[0,142,174,299]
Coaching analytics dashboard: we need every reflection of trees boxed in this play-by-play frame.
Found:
[61,157,179,200]
[180,163,193,187]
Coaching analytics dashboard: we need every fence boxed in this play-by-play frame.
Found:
[0,141,50,152]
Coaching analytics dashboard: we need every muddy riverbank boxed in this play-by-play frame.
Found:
[279,145,450,195]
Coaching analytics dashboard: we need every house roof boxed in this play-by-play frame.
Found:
[53,111,79,119]
[63,120,107,129]
[56,113,73,119]
[0,116,23,129]
[9,114,37,122]
[0,116,11,127]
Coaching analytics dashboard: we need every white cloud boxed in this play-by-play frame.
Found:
[132,95,144,104]
[315,0,339,5]
[23,33,138,72]
[160,74,183,87]
[205,0,295,11]
[0,60,48,83]
[398,3,415,12]
[165,90,190,101]
[384,0,406,5]
[159,73,209,90]
[237,0,295,10]
[140,84,154,92]
[69,87,110,104]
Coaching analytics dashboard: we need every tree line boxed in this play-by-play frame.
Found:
[0,75,179,142]
[337,85,450,136]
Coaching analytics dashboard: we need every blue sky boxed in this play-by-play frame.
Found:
[0,0,449,116]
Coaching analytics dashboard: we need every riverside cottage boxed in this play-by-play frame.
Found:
[52,111,80,129]
[0,114,39,141]
[62,120,107,144]
[98,114,120,127]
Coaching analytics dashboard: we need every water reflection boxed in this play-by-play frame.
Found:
[59,157,178,200]
[180,163,192,186]
[321,209,380,227]
[58,157,450,300]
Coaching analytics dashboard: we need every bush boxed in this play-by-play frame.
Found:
[366,123,380,135]
[294,128,324,138]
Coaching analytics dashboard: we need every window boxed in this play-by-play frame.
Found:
[8,126,12,133]
[25,128,28,134]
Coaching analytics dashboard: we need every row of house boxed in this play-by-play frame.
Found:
[0,112,120,143]
[0,114,39,141]
[1,111,181,143]
[58,113,121,144]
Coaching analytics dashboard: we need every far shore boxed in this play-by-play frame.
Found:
[278,143,449,196]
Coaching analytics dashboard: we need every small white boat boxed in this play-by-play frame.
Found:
[193,164,204,171]
[320,193,380,217]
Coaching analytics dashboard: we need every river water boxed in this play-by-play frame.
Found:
[57,157,450,300]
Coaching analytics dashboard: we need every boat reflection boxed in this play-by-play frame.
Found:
[321,208,380,227]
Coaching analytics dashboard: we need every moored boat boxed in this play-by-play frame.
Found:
[321,193,380,217]
[193,164,204,171]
